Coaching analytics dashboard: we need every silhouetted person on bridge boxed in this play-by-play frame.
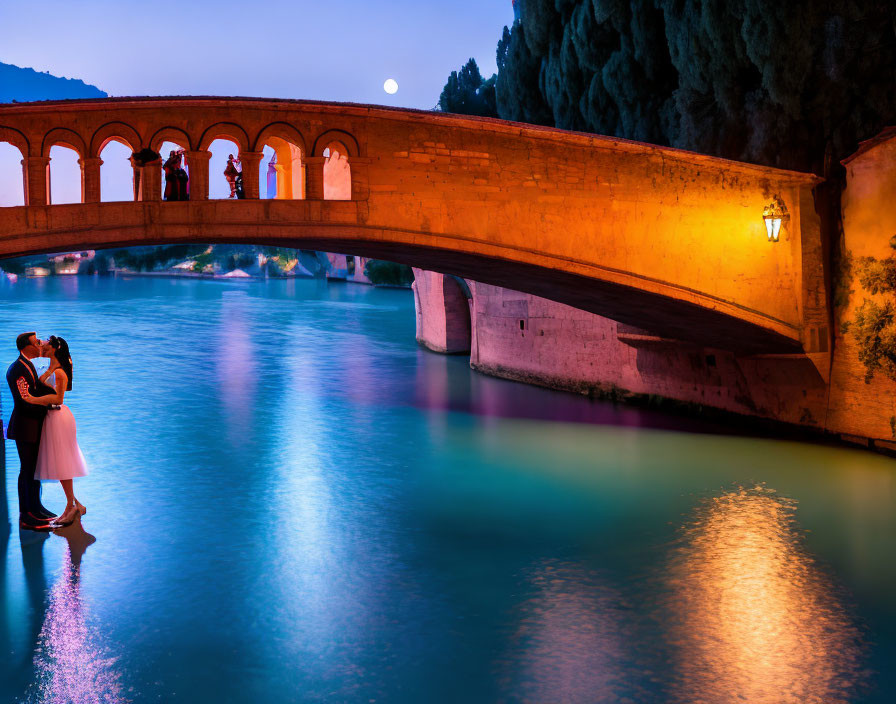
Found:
[224,154,241,199]
[163,149,189,201]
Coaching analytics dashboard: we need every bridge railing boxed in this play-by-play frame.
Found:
[1,103,369,206]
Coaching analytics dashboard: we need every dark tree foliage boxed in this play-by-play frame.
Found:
[493,0,896,174]
[363,260,414,287]
[438,59,498,117]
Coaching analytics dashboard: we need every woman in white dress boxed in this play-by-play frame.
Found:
[22,336,88,526]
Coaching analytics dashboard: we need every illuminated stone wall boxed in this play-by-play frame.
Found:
[464,279,831,433]
[826,131,896,446]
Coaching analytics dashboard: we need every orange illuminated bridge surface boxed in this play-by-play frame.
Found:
[0,97,829,357]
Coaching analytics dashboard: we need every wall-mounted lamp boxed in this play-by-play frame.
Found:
[762,195,789,242]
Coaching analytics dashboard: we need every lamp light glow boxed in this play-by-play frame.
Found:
[762,196,788,242]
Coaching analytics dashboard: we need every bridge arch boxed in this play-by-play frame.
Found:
[253,122,306,155]
[0,140,26,207]
[89,121,142,158]
[98,139,137,202]
[0,125,30,157]
[255,122,306,199]
[150,126,193,153]
[198,122,250,153]
[311,129,359,158]
[47,144,82,204]
[41,128,86,158]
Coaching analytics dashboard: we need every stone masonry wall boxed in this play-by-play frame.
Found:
[465,280,833,433]
[825,133,896,447]
[412,268,471,354]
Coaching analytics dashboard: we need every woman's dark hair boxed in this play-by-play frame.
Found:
[48,335,73,390]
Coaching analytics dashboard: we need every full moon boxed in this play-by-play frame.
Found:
[383,78,399,95]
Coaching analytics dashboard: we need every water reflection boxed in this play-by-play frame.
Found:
[216,290,257,446]
[667,486,867,704]
[28,521,126,704]
[499,561,645,703]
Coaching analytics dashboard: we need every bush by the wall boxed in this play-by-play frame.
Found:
[363,260,413,287]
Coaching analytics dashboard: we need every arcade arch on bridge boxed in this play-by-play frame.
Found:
[151,128,192,202]
[89,122,142,159]
[42,129,85,205]
[99,139,137,202]
[90,122,142,203]
[256,123,306,200]
[313,129,359,201]
[0,127,28,208]
[208,137,244,199]
[48,145,81,205]
[321,142,351,200]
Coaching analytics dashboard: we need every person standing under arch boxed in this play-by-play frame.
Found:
[224,154,242,198]
[163,149,189,201]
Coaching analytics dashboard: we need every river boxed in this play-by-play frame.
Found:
[1,275,894,703]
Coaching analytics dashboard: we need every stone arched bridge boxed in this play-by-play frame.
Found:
[0,97,828,359]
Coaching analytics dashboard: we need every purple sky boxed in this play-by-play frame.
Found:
[0,0,512,206]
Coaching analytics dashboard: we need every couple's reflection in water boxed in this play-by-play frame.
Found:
[21,519,126,704]
[503,486,868,704]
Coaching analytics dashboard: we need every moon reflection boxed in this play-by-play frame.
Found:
[667,486,867,704]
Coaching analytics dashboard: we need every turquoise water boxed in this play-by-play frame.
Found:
[0,275,894,703]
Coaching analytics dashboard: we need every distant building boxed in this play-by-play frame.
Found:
[48,250,94,263]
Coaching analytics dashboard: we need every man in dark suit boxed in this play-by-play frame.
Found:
[6,332,59,531]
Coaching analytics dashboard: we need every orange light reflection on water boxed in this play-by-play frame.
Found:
[667,486,867,704]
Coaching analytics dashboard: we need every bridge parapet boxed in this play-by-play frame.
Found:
[0,98,826,357]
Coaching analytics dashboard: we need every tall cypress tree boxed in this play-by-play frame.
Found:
[438,58,498,117]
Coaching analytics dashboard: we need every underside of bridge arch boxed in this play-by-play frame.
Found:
[0,214,801,356]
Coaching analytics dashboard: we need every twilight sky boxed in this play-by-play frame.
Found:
[1,0,511,108]
[0,1,512,205]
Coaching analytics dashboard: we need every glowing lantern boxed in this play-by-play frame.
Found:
[762,195,788,242]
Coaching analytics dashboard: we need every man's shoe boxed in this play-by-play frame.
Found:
[34,506,58,520]
[27,511,54,524]
[19,515,55,532]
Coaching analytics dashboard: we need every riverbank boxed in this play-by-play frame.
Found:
[412,268,896,457]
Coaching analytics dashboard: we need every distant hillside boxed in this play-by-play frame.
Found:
[0,61,106,102]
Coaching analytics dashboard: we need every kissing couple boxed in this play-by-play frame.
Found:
[5,332,89,531]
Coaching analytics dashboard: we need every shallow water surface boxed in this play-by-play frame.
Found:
[0,276,894,703]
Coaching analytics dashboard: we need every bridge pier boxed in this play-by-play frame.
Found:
[348,156,370,201]
[185,150,211,200]
[304,156,326,200]
[412,268,472,354]
[79,156,103,203]
[238,151,265,199]
[22,156,49,206]
[136,156,163,201]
